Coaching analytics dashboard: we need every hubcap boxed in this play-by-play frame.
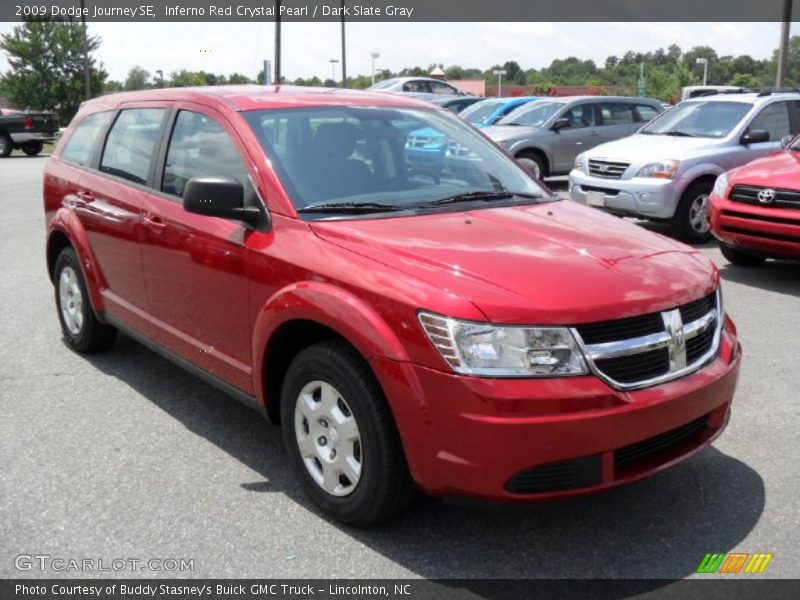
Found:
[294,380,362,497]
[689,194,710,234]
[0,137,8,153]
[58,266,84,335]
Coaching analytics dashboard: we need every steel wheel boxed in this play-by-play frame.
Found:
[58,266,84,335]
[689,193,710,234]
[294,380,362,497]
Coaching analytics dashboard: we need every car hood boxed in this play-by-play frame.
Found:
[482,124,542,142]
[310,200,717,325]
[586,133,724,161]
[729,149,800,188]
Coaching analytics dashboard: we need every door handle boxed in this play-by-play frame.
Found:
[143,214,166,231]
[76,191,94,201]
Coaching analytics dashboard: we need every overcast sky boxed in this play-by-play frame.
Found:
[0,21,794,82]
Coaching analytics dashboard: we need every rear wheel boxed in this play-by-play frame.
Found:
[719,241,766,266]
[673,181,713,243]
[516,151,546,180]
[281,340,416,526]
[21,141,43,156]
[0,133,12,158]
[54,247,117,352]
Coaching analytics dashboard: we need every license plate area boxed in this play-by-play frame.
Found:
[586,190,605,207]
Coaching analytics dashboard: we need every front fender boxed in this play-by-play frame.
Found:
[679,163,726,191]
[48,208,106,313]
[252,281,411,404]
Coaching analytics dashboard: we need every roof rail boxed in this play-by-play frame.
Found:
[755,87,800,96]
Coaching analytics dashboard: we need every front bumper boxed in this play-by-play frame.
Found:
[710,193,800,258]
[372,316,740,502]
[569,169,684,220]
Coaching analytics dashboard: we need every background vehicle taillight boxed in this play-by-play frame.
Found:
[23,116,35,130]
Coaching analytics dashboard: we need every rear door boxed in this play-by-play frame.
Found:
[598,101,640,144]
[550,102,602,172]
[141,103,255,392]
[74,103,169,332]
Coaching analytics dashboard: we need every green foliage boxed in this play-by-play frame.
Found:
[124,66,151,91]
[0,20,107,123]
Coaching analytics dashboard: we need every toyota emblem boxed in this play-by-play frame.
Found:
[757,188,776,204]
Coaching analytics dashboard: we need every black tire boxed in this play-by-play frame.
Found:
[719,241,766,266]
[21,141,43,156]
[281,339,416,526]
[0,133,12,158]
[673,181,713,243]
[516,150,547,179]
[54,247,117,353]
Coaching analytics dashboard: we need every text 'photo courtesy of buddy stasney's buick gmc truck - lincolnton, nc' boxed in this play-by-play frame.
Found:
[43,85,740,526]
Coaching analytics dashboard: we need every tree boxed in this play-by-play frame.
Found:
[104,80,123,93]
[0,20,106,122]
[167,70,207,87]
[124,66,151,91]
[227,73,251,84]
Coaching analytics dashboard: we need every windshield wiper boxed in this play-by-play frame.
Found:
[417,191,542,208]
[662,130,696,137]
[297,201,407,214]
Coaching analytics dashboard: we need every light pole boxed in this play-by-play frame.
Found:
[340,0,347,87]
[696,57,708,86]
[493,69,507,98]
[776,0,793,88]
[329,59,339,84]
[274,1,282,85]
[79,0,91,99]
[155,70,164,88]
[370,52,380,86]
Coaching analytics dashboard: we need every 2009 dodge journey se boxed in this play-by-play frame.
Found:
[44,86,741,525]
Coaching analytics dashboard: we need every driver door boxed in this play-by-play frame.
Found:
[550,102,602,172]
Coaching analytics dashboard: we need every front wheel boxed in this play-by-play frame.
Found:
[673,182,712,243]
[54,247,117,352]
[516,151,546,180]
[281,340,416,526]
[719,241,766,266]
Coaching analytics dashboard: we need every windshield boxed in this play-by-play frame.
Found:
[460,100,504,124]
[368,79,397,90]
[244,106,549,215]
[641,101,751,138]
[499,101,564,127]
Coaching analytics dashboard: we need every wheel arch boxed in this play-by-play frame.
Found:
[514,145,550,176]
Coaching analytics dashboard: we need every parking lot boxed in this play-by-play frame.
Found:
[1,155,799,580]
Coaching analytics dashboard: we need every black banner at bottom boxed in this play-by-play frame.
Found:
[2,579,800,600]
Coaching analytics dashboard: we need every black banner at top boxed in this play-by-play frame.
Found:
[1,0,796,22]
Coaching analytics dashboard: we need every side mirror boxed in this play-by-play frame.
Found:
[183,176,262,224]
[551,117,571,131]
[740,129,770,145]
[781,134,795,149]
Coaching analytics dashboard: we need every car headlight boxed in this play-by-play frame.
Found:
[712,171,729,198]
[418,312,588,377]
[574,153,585,172]
[636,160,680,179]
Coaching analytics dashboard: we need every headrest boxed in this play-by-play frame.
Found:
[313,122,357,160]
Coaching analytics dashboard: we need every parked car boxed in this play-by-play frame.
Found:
[367,77,468,100]
[570,92,800,242]
[44,86,740,525]
[482,96,663,179]
[709,133,800,265]
[429,96,483,114]
[0,108,60,157]
[459,96,541,129]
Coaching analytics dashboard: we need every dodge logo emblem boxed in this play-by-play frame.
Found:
[757,188,776,204]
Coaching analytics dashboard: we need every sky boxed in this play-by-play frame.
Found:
[0,21,794,83]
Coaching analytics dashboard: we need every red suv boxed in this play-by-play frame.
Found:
[710,135,800,265]
[44,87,741,525]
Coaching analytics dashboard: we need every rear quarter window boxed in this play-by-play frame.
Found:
[60,111,115,166]
[99,108,166,185]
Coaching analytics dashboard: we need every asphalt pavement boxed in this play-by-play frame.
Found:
[1,157,799,581]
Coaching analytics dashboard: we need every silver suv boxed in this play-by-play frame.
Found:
[482,96,663,179]
[570,92,800,242]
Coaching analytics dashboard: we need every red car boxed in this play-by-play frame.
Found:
[44,87,741,525]
[710,136,800,265]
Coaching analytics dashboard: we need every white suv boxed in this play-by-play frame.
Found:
[569,92,800,242]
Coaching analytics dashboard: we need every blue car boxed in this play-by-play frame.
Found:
[404,126,449,171]
[459,96,541,129]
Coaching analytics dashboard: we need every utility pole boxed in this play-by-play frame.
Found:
[340,0,347,87]
[79,0,91,99]
[776,0,793,88]
[274,1,282,85]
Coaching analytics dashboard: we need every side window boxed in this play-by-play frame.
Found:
[788,100,800,134]
[403,80,431,93]
[430,81,457,96]
[162,110,250,198]
[60,111,114,166]
[561,103,596,128]
[634,104,660,122]
[600,102,636,125]
[748,102,791,141]
[99,108,165,184]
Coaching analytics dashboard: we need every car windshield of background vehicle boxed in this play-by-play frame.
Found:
[244,106,549,215]
[367,79,397,90]
[640,101,751,138]
[460,100,505,124]
[499,101,564,127]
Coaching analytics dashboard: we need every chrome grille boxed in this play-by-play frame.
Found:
[730,185,800,210]
[572,290,722,390]
[588,159,630,179]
